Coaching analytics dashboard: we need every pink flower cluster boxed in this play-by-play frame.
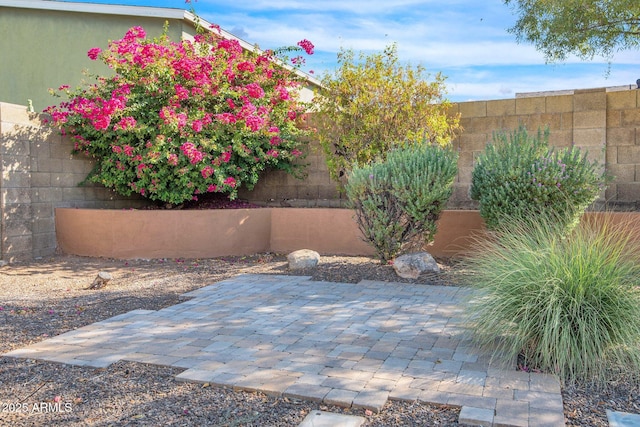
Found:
[180,142,204,164]
[114,116,137,131]
[237,61,255,73]
[201,165,215,178]
[88,47,102,60]
[167,153,179,166]
[43,24,314,205]
[245,83,265,99]
[66,91,127,130]
[297,39,314,55]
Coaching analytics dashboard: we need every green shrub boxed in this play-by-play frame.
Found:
[470,126,607,231]
[44,27,313,206]
[345,144,458,263]
[461,214,640,386]
[314,43,460,189]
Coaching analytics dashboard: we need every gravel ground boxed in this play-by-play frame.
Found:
[0,253,637,426]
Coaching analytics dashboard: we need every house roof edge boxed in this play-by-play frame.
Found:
[0,0,185,19]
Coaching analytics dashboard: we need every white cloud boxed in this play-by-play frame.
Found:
[198,0,463,15]
[399,41,544,68]
[69,0,640,102]
[448,66,640,101]
[199,3,542,68]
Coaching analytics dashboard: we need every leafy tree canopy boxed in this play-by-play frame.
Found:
[313,43,460,187]
[505,0,640,61]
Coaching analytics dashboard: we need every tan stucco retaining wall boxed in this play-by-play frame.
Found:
[55,208,272,259]
[55,208,487,259]
[269,208,375,256]
[56,208,640,261]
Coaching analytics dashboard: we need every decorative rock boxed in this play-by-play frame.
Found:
[287,249,320,270]
[393,252,440,279]
[86,271,113,290]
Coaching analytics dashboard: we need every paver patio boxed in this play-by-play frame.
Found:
[4,274,565,426]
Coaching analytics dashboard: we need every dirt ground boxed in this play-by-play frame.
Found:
[0,253,637,426]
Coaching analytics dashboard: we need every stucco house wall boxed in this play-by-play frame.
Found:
[0,0,319,113]
[0,1,191,112]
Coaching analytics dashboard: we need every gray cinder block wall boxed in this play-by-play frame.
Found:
[0,102,145,262]
[241,87,640,211]
[1,85,640,261]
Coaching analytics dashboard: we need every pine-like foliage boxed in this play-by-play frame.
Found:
[470,126,607,231]
[346,144,458,262]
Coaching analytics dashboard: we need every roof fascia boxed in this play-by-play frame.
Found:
[0,0,321,87]
[0,0,184,19]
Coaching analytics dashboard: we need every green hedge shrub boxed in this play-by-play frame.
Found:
[470,126,607,231]
[345,144,458,263]
[44,27,313,206]
[461,214,640,386]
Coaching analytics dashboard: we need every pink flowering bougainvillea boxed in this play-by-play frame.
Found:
[44,26,313,205]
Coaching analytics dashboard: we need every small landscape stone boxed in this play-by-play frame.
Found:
[287,249,320,270]
[393,252,439,279]
[86,271,113,290]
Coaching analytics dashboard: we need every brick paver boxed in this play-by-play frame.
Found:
[3,274,565,426]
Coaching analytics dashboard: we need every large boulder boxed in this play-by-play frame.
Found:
[393,252,440,279]
[287,249,320,270]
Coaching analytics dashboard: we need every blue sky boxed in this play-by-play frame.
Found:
[65,0,639,102]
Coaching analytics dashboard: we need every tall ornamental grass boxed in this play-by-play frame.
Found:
[461,214,640,386]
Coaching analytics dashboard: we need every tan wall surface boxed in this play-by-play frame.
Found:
[605,90,640,207]
[3,86,640,262]
[54,208,640,260]
[270,208,374,256]
[241,87,640,211]
[55,208,487,259]
[55,208,272,259]
[267,209,488,258]
[430,210,487,256]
